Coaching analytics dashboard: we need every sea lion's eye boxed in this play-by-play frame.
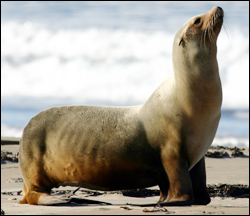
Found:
[194,18,201,25]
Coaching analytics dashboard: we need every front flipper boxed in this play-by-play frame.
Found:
[129,156,210,207]
[190,156,211,205]
[156,149,194,206]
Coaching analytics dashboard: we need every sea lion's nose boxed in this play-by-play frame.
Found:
[211,6,223,14]
[217,6,222,11]
[217,6,224,14]
[214,6,224,17]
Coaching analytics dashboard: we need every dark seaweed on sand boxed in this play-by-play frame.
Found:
[122,184,249,198]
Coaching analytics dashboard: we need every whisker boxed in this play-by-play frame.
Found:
[222,13,231,44]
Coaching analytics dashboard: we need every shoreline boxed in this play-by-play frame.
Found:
[1,137,20,145]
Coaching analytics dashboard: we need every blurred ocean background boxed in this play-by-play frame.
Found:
[1,1,249,147]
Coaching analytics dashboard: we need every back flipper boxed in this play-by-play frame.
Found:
[37,193,71,205]
[19,184,70,205]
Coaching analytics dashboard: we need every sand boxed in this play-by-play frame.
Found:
[1,140,249,215]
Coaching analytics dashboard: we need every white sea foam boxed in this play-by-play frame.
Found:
[1,2,249,141]
[1,125,23,138]
[233,111,249,119]
[218,30,249,109]
[1,22,249,110]
[212,136,249,148]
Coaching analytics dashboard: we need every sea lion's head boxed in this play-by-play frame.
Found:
[172,6,224,75]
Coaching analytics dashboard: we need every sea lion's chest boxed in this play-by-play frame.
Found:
[181,114,221,169]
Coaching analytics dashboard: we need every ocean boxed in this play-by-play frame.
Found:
[1,1,249,147]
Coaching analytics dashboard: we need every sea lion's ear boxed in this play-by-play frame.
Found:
[179,37,184,46]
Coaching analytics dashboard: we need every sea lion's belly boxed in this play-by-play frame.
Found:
[43,144,161,190]
[38,106,162,190]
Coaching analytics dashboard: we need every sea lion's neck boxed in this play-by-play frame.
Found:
[174,58,221,90]
[173,55,222,116]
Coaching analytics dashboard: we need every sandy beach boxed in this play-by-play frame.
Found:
[1,138,249,215]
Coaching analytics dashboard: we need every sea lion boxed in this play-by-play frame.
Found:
[19,6,223,206]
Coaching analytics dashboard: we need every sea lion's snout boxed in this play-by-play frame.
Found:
[212,6,224,21]
[203,6,224,43]
[216,6,224,19]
